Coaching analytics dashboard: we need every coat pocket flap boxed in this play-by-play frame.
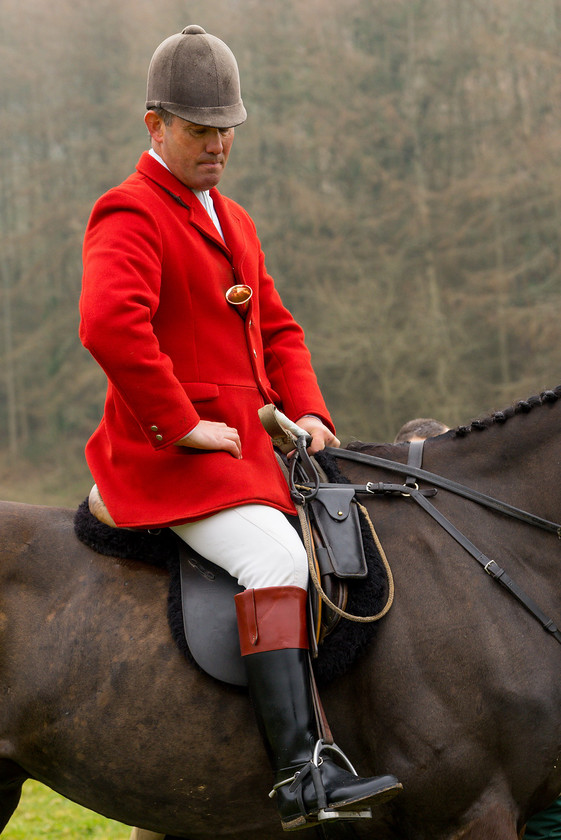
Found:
[181,382,220,402]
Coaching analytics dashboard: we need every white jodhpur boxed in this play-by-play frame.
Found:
[171,504,308,591]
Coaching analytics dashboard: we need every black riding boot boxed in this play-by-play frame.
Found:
[235,586,402,832]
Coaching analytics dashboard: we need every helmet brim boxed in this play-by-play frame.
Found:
[146,99,247,128]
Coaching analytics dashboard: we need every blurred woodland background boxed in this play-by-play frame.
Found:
[1,0,561,507]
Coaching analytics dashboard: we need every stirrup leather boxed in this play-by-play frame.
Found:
[269,739,373,823]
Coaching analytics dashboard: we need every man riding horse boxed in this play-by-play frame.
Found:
[80,24,402,836]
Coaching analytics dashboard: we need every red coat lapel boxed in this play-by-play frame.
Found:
[136,152,232,258]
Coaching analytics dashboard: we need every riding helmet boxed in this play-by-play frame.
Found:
[146,24,247,128]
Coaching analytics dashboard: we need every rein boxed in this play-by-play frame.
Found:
[317,443,561,646]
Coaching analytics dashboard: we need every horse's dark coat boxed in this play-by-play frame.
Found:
[6,386,561,839]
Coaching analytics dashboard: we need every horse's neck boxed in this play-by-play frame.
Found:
[430,410,561,520]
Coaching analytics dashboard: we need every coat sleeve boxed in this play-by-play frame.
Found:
[80,188,200,449]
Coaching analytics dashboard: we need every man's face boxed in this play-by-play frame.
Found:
[146,112,235,191]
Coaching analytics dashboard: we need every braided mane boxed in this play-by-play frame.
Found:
[453,385,561,437]
[346,385,561,454]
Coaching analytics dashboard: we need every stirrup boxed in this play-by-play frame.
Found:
[269,739,373,825]
[312,738,359,774]
[269,739,357,798]
[317,807,372,822]
[310,740,372,823]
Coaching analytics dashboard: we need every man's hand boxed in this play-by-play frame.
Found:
[176,420,242,459]
[295,416,340,455]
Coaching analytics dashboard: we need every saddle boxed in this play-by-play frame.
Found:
[80,407,391,687]
[177,459,372,685]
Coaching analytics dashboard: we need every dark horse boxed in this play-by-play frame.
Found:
[1,388,561,840]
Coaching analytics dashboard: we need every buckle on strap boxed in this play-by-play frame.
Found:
[484,559,503,578]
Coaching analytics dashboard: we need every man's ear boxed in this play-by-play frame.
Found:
[144,110,165,143]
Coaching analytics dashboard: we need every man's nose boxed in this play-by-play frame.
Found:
[206,130,224,154]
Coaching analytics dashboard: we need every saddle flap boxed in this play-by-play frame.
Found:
[179,547,247,687]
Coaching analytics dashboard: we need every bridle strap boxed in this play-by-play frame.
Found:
[406,484,561,644]
[326,447,561,536]
[405,439,425,486]
[321,443,561,645]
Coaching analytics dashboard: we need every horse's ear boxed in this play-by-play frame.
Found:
[88,484,117,528]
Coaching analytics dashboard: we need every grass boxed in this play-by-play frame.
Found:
[3,781,130,839]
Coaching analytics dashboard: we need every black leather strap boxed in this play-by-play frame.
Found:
[290,436,321,502]
[405,439,425,487]
[407,486,561,643]
[328,447,561,535]
[325,445,561,645]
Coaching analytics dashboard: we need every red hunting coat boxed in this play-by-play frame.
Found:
[80,152,334,529]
